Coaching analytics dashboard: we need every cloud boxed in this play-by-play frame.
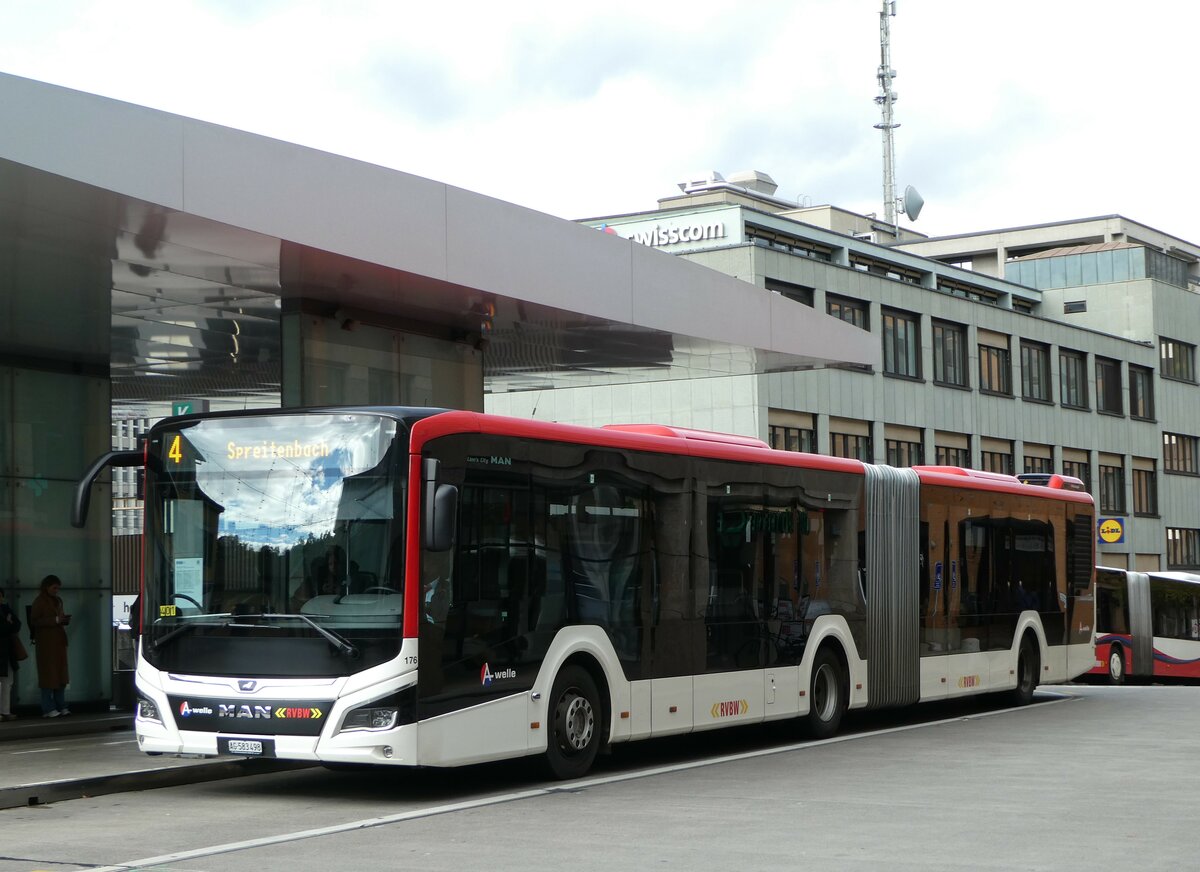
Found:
[2,0,1199,242]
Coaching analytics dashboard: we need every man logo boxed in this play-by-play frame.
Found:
[238,680,258,692]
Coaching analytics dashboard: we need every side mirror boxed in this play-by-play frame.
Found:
[72,449,143,528]
[422,458,458,552]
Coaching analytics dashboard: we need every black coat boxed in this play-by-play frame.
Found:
[0,602,21,678]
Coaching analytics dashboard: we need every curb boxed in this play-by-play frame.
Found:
[0,758,313,810]
[0,715,134,743]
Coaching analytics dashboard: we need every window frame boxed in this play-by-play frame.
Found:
[979,342,1012,396]
[826,294,868,331]
[1020,340,1052,403]
[932,320,968,388]
[1098,463,1126,514]
[1059,349,1089,410]
[1163,432,1199,475]
[1095,357,1123,416]
[881,308,921,380]
[1129,365,1155,420]
[1133,467,1158,517]
[1160,337,1196,383]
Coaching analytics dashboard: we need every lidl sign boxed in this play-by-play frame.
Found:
[1097,518,1125,544]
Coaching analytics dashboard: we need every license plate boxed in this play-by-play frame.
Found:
[218,737,275,757]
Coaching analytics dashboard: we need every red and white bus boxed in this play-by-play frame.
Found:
[75,408,1096,778]
[1090,568,1200,684]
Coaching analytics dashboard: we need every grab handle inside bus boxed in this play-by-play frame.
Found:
[423,457,458,552]
[72,448,143,528]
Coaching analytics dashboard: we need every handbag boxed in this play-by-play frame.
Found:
[10,635,27,662]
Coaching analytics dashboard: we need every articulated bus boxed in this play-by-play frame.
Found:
[74,408,1096,778]
[1090,568,1200,684]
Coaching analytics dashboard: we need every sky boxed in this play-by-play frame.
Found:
[2,0,1198,242]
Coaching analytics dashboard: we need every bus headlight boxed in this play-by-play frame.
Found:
[136,696,162,724]
[337,686,416,734]
[341,706,399,732]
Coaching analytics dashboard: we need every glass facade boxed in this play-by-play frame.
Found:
[0,227,114,709]
[1006,246,1188,290]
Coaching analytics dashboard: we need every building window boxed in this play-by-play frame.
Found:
[979,343,1012,395]
[886,439,923,467]
[849,253,923,285]
[882,308,920,379]
[1161,337,1196,382]
[830,432,872,462]
[769,424,816,454]
[932,321,967,387]
[1021,341,1052,402]
[1059,349,1089,409]
[1166,528,1200,569]
[1133,467,1158,516]
[980,450,1013,475]
[936,445,970,467]
[1063,458,1091,493]
[827,295,868,330]
[1163,432,1199,474]
[1099,464,1125,514]
[1129,365,1155,420]
[1096,357,1123,415]
[765,278,814,307]
[1024,455,1053,474]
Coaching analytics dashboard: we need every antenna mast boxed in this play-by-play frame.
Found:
[875,0,899,229]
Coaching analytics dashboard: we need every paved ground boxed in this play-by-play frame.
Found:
[0,684,1196,871]
[0,711,303,810]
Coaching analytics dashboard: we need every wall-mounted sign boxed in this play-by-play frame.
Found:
[1097,517,1125,544]
[600,219,728,248]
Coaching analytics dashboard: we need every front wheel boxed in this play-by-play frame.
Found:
[542,665,601,780]
[804,648,846,739]
[1107,646,1126,686]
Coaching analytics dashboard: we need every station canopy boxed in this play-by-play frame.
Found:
[0,73,877,413]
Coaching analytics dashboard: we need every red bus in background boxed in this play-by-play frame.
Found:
[1091,568,1200,684]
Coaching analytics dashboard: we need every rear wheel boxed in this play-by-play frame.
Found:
[1010,636,1040,705]
[543,665,601,780]
[1107,646,1126,686]
[804,648,846,739]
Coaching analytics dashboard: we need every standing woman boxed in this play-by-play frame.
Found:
[0,589,23,720]
[31,574,71,718]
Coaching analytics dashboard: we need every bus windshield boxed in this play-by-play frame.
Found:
[142,412,405,677]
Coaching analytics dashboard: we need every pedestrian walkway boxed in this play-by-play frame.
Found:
[0,708,132,743]
[0,709,308,809]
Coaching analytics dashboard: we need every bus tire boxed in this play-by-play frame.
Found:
[542,665,601,780]
[1107,646,1126,686]
[1010,635,1040,706]
[804,647,846,740]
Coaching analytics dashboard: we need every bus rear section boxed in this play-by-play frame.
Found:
[1090,568,1200,684]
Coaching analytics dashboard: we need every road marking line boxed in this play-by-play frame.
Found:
[89,693,1077,872]
[10,748,64,755]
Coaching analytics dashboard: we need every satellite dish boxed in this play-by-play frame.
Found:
[902,185,924,221]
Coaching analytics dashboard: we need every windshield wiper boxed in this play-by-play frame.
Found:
[149,614,231,653]
[261,613,360,658]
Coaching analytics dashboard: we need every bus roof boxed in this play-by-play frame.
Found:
[410,410,1095,505]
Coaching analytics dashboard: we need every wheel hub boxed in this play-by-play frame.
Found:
[560,693,594,752]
